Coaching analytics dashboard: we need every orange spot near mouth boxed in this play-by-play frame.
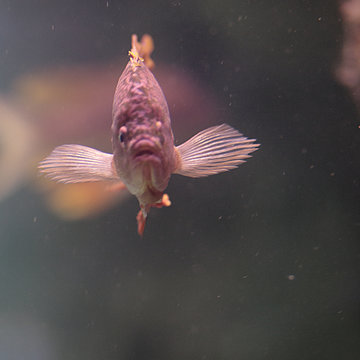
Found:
[152,193,171,208]
[161,193,171,207]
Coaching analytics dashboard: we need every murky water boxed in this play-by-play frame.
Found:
[0,1,359,359]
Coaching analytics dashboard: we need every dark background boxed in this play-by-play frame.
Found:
[0,0,359,359]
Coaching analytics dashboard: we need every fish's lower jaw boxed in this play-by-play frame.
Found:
[131,140,162,165]
[133,154,162,167]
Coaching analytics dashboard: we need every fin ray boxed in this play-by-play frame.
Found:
[39,144,118,183]
[174,124,259,178]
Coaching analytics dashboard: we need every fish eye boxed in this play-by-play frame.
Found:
[118,126,127,143]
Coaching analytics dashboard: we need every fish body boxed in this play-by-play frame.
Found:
[111,50,176,207]
[39,35,259,235]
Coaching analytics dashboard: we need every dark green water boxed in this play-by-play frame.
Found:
[0,1,359,359]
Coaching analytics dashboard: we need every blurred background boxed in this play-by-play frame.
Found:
[0,0,359,359]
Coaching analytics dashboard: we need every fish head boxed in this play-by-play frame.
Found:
[111,62,176,203]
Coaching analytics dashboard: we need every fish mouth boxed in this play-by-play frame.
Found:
[131,139,161,162]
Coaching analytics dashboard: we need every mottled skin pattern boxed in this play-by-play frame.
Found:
[111,59,176,207]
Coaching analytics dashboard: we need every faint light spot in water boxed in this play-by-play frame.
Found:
[171,1,182,6]
[209,26,218,36]
[287,275,295,281]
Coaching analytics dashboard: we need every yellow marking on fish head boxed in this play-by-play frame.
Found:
[129,34,144,68]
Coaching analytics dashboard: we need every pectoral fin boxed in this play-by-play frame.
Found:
[174,124,259,178]
[39,144,119,183]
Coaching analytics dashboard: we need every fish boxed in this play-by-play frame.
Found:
[39,34,260,236]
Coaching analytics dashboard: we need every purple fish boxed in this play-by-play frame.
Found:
[39,35,259,235]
